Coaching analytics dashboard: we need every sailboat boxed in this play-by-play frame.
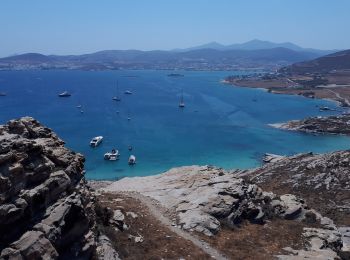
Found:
[112,80,121,101]
[179,89,185,108]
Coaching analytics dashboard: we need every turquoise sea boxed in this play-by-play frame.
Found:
[0,70,349,180]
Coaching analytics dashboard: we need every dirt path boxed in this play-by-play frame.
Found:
[124,191,228,260]
[326,89,350,106]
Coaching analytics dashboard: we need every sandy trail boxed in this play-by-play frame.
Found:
[117,191,228,260]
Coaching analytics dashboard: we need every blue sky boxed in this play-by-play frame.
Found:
[0,0,349,57]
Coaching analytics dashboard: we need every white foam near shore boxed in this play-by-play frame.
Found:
[268,122,290,129]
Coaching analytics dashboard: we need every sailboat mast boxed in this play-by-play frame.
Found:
[117,80,119,97]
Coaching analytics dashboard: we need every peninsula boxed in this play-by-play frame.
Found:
[224,49,350,107]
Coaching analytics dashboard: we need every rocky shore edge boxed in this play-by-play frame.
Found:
[269,114,350,136]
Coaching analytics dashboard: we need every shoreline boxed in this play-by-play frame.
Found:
[223,79,350,108]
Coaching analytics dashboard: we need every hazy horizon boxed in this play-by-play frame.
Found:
[1,0,350,57]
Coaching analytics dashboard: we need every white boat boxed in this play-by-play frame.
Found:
[112,80,121,101]
[58,91,71,97]
[179,89,185,108]
[104,149,120,161]
[90,136,103,147]
[124,90,133,95]
[128,155,136,165]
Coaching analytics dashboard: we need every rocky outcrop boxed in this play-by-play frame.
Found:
[103,164,350,258]
[95,235,120,260]
[240,150,350,227]
[0,117,96,259]
[270,114,350,135]
[104,166,309,236]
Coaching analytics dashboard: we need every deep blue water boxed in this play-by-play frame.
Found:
[0,70,349,180]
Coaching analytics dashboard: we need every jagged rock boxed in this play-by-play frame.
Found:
[178,209,221,236]
[339,227,350,258]
[279,194,305,220]
[108,209,126,231]
[95,235,120,260]
[0,231,58,260]
[278,227,343,259]
[112,209,125,222]
[278,246,339,259]
[0,117,96,259]
[303,228,342,252]
[240,150,350,226]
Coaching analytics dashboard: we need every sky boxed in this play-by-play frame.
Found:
[0,0,349,57]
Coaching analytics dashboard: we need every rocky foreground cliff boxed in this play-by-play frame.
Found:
[1,117,350,259]
[0,117,96,259]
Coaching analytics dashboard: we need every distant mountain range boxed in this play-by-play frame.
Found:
[174,39,337,56]
[0,40,340,71]
[280,49,350,74]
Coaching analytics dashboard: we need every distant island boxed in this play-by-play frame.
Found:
[0,40,337,71]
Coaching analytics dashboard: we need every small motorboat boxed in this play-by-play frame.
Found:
[128,145,133,151]
[124,90,133,95]
[104,149,120,161]
[90,136,103,147]
[76,105,82,108]
[319,106,331,111]
[112,96,121,101]
[128,155,136,165]
[58,91,71,97]
[0,92,6,96]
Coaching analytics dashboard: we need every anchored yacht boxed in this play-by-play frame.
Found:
[90,136,103,147]
[104,149,120,161]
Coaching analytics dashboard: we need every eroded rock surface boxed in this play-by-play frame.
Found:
[104,164,350,258]
[0,117,96,259]
[240,150,350,226]
[104,166,308,235]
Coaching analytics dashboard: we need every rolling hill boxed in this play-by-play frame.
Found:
[0,46,328,71]
[280,49,350,74]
